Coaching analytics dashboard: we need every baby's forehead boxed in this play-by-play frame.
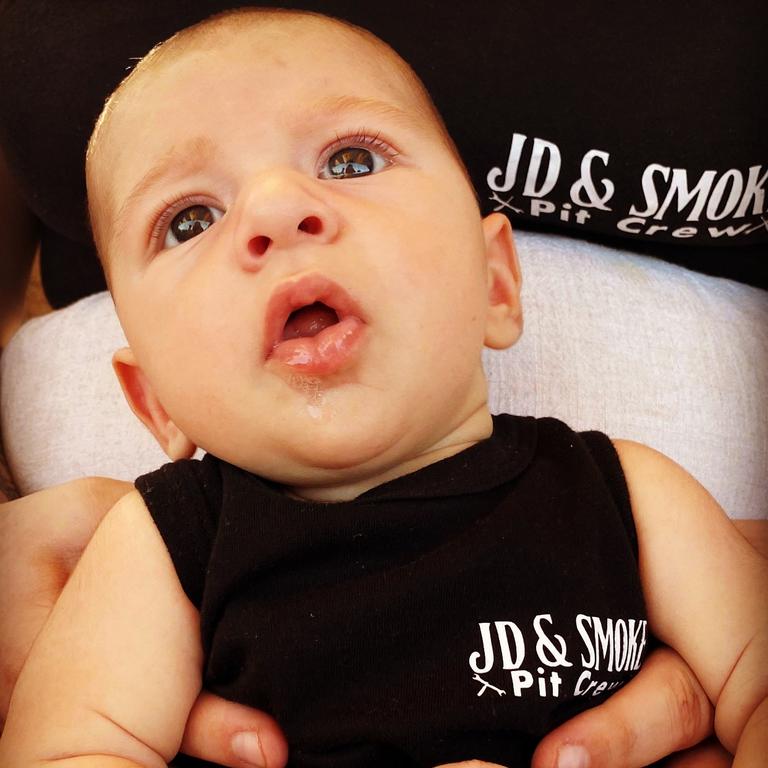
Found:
[99,25,427,169]
[144,15,431,120]
[143,14,411,89]
[103,25,427,173]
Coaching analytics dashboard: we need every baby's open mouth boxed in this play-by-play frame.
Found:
[281,302,340,341]
[265,275,367,375]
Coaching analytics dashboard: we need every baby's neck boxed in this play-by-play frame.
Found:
[284,405,494,503]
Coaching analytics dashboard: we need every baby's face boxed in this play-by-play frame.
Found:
[95,17,520,499]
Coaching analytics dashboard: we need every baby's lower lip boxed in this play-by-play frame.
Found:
[267,315,366,375]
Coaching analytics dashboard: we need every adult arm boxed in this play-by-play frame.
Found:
[0,143,37,347]
[0,142,38,503]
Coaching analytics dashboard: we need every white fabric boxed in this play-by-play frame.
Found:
[2,232,766,517]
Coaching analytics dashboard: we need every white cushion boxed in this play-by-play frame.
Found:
[2,232,766,517]
[1,291,174,491]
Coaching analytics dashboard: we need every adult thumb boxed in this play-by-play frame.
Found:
[181,690,289,768]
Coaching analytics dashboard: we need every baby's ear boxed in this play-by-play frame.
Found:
[112,347,197,461]
[482,213,523,349]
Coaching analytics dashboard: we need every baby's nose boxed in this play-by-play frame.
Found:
[248,213,325,257]
[234,171,340,270]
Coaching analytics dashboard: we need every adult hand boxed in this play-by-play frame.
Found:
[0,143,38,345]
[531,519,763,768]
[531,646,729,768]
[0,478,289,768]
[434,646,731,768]
[180,692,288,768]
[435,762,507,767]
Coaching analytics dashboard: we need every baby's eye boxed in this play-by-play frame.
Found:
[320,145,390,180]
[164,204,223,248]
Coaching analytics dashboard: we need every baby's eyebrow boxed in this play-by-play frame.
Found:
[305,94,422,132]
[114,136,216,231]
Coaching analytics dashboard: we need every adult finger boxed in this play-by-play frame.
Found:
[180,690,289,768]
[531,646,715,768]
[434,762,507,767]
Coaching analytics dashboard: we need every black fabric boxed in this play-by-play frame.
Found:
[136,415,650,768]
[0,0,765,306]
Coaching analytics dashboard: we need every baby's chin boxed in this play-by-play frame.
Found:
[238,415,426,500]
[279,420,404,476]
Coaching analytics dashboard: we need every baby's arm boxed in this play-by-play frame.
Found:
[615,440,768,766]
[0,490,203,767]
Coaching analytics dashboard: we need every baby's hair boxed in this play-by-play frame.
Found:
[86,6,469,273]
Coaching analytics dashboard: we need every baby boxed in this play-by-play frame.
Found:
[1,8,766,768]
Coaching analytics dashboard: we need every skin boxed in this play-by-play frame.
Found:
[0,11,765,768]
[95,16,523,504]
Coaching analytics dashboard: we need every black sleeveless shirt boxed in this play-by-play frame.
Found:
[0,1,765,305]
[136,415,650,768]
